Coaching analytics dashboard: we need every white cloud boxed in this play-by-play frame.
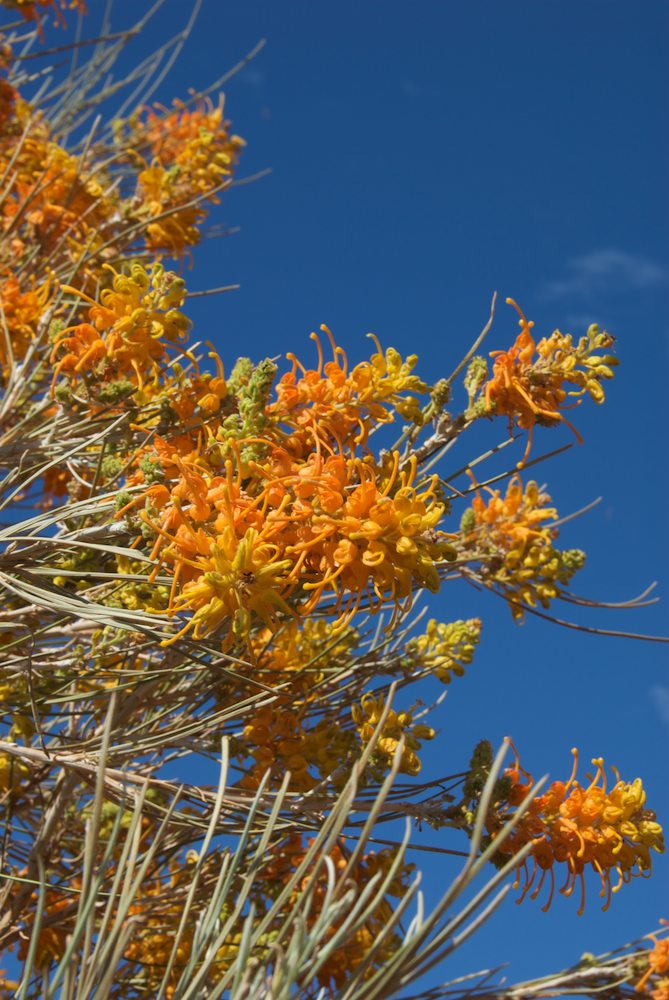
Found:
[540,249,668,301]
[650,685,669,725]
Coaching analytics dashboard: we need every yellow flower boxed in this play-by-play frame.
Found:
[352,692,435,777]
[406,617,482,683]
[168,526,293,644]
[0,750,29,791]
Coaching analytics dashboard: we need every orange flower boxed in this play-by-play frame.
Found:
[6,140,115,257]
[460,475,584,620]
[0,274,50,377]
[142,98,244,183]
[133,440,453,643]
[258,836,413,991]
[41,464,71,508]
[0,76,17,129]
[270,326,427,451]
[636,923,669,993]
[168,525,294,644]
[52,263,191,393]
[240,696,357,792]
[17,883,76,967]
[484,298,617,465]
[125,98,244,256]
[124,857,202,996]
[2,0,86,33]
[486,748,664,916]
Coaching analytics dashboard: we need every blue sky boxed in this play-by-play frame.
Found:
[20,0,667,990]
[146,0,669,988]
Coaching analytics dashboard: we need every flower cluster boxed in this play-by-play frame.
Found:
[405,617,482,683]
[459,476,585,620]
[123,397,455,644]
[0,120,119,268]
[119,98,244,255]
[250,618,359,693]
[240,702,357,792]
[636,923,669,1000]
[0,749,28,791]
[0,58,240,262]
[352,692,435,777]
[270,326,427,449]
[0,275,50,378]
[17,885,74,967]
[52,263,192,397]
[484,748,664,916]
[482,298,617,464]
[236,621,360,789]
[123,857,199,996]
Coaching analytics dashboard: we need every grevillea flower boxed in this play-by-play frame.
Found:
[636,923,669,995]
[303,844,413,990]
[270,452,454,629]
[112,330,448,643]
[249,619,358,693]
[124,98,244,256]
[483,298,617,465]
[142,98,244,186]
[52,262,191,393]
[240,700,357,792]
[17,886,74,966]
[485,748,664,916]
[4,139,116,258]
[0,0,86,33]
[459,475,584,620]
[0,274,50,376]
[270,325,428,451]
[40,464,72,509]
[405,617,482,683]
[352,692,435,777]
[123,854,206,996]
[164,351,228,421]
[128,440,454,642]
[0,75,16,130]
[0,667,33,741]
[166,526,294,644]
